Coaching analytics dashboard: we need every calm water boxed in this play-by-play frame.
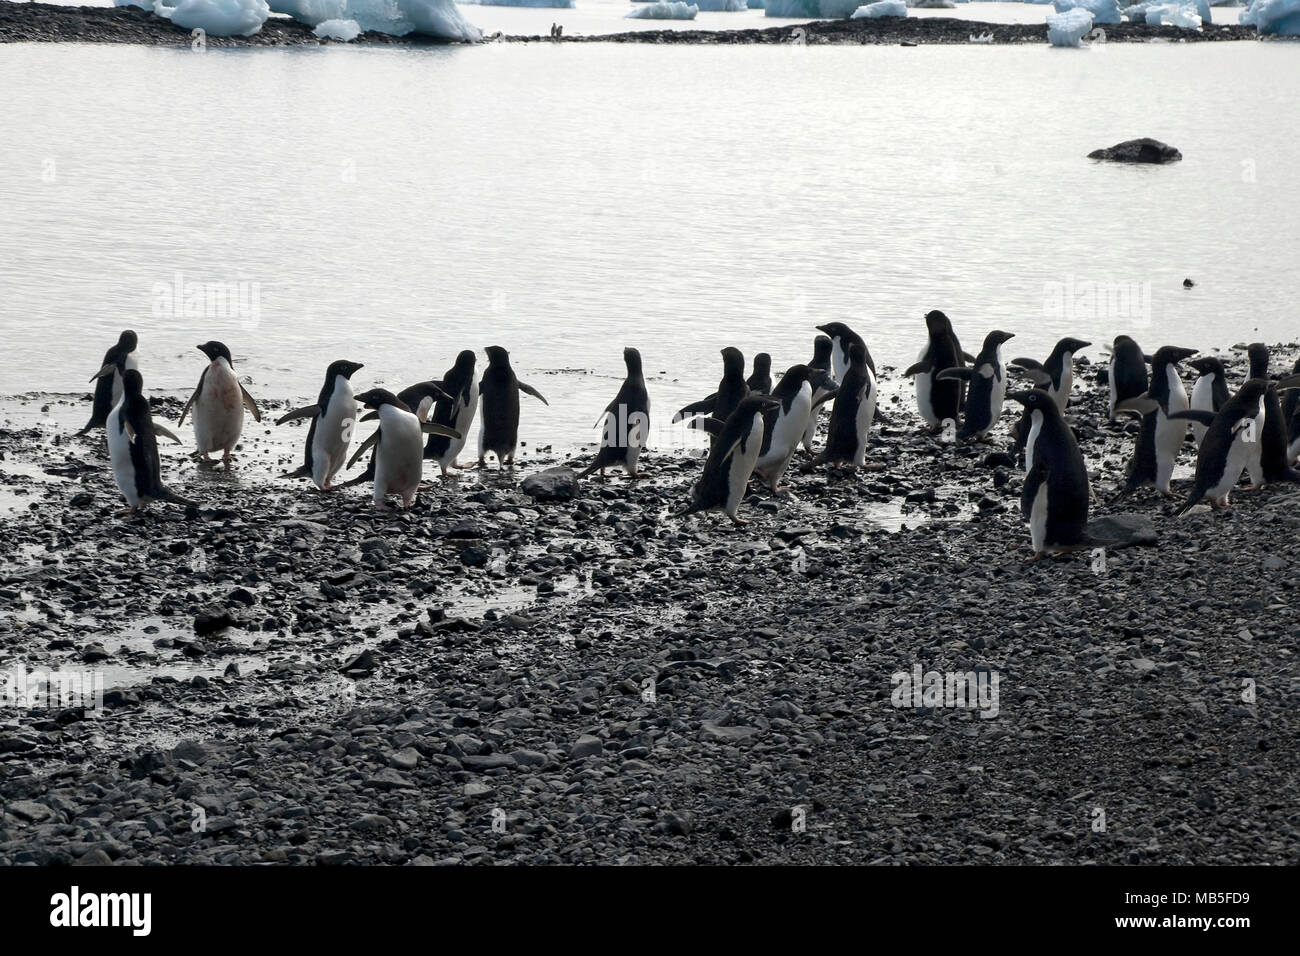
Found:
[1,39,1297,453]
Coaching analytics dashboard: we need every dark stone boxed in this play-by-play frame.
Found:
[521,467,580,502]
[1088,138,1182,164]
[194,609,236,636]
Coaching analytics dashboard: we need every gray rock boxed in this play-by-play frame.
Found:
[1088,139,1182,164]
[521,467,580,502]
[1088,513,1157,549]
[569,734,604,760]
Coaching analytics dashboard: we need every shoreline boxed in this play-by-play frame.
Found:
[3,344,1299,864]
[0,3,1264,46]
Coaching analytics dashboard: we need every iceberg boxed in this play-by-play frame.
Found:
[314,16,362,36]
[907,0,954,6]
[1144,2,1201,25]
[626,0,699,15]
[268,0,345,23]
[749,0,765,6]
[113,0,154,8]
[1241,0,1300,32]
[1046,6,1093,42]
[764,0,861,16]
[476,0,575,6]
[153,0,270,35]
[852,0,907,14]
[1052,0,1121,22]
[692,0,748,8]
[288,0,480,39]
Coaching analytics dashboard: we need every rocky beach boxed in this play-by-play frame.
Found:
[2,345,1297,866]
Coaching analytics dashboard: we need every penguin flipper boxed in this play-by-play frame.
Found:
[1167,409,1217,427]
[1021,460,1047,521]
[421,423,462,440]
[347,431,381,470]
[240,386,262,423]
[902,361,931,377]
[1276,373,1300,391]
[124,421,138,444]
[936,367,975,382]
[962,351,977,364]
[360,411,379,422]
[90,362,116,383]
[811,387,840,411]
[179,371,203,427]
[686,417,725,438]
[673,395,717,423]
[1114,394,1160,418]
[153,423,183,445]
[276,405,320,426]
[519,382,549,406]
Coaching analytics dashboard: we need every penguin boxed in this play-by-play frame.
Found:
[1106,334,1148,421]
[672,347,748,428]
[1258,377,1300,486]
[79,330,139,435]
[339,380,454,489]
[752,365,836,492]
[276,359,364,491]
[1116,345,1196,497]
[477,346,548,469]
[904,310,966,431]
[1285,356,1300,463]
[424,350,479,475]
[579,347,650,481]
[106,369,194,513]
[177,341,261,471]
[674,395,779,526]
[813,342,876,469]
[1010,336,1090,412]
[1007,388,1090,561]
[936,330,1014,441]
[746,353,773,396]
[801,333,835,453]
[345,389,460,508]
[1166,379,1289,513]
[1187,356,1230,449]
[1244,343,1271,486]
[815,322,876,382]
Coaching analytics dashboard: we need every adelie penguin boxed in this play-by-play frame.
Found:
[107,369,195,514]
[1286,357,1300,464]
[579,347,650,481]
[477,346,548,469]
[79,330,139,435]
[1187,356,1230,449]
[276,359,364,491]
[801,334,835,453]
[675,395,779,526]
[340,380,454,490]
[813,342,876,470]
[1167,376,1300,514]
[672,347,749,430]
[1116,345,1196,497]
[1106,334,1148,421]
[1009,388,1091,562]
[345,389,461,508]
[815,322,876,383]
[1243,343,1271,486]
[1010,336,1090,412]
[936,330,1014,441]
[425,350,479,475]
[904,310,966,432]
[178,341,261,471]
[746,353,772,396]
[751,364,837,492]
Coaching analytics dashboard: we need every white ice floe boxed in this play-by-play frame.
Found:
[1241,0,1300,32]
[295,0,480,39]
[626,0,699,16]
[1052,0,1121,22]
[267,0,345,23]
[907,0,954,6]
[852,0,907,15]
[1046,5,1093,43]
[764,0,860,15]
[153,0,270,35]
[474,0,575,7]
[692,0,748,9]
[314,16,362,37]
[1144,2,1201,25]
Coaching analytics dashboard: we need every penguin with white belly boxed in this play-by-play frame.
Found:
[1008,388,1091,562]
[801,334,835,453]
[276,359,364,491]
[1010,337,1090,412]
[752,364,836,492]
[340,380,455,489]
[106,369,195,514]
[813,342,876,470]
[937,329,1014,441]
[79,330,139,435]
[904,311,966,432]
[1116,345,1197,497]
[675,395,779,526]
[1187,356,1230,449]
[424,350,479,475]
[673,347,749,430]
[579,347,651,482]
[346,389,461,508]
[477,346,549,469]
[1243,343,1272,486]
[815,322,876,382]
[178,341,261,471]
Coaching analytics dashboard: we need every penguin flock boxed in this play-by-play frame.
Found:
[76,323,1300,561]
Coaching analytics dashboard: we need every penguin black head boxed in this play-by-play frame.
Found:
[720,347,745,376]
[984,330,1016,348]
[325,359,364,381]
[812,334,832,362]
[354,388,411,414]
[453,349,476,373]
[1113,334,1140,352]
[623,347,643,375]
[1008,388,1059,414]
[752,353,771,375]
[1246,343,1270,378]
[118,330,138,352]
[924,310,953,335]
[1152,345,1197,367]
[848,342,868,366]
[485,345,510,366]
[121,368,145,398]
[1189,356,1225,377]
[774,364,813,391]
[1057,336,1091,354]
[816,322,858,343]
[197,341,233,365]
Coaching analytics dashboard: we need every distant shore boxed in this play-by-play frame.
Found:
[0,2,1262,47]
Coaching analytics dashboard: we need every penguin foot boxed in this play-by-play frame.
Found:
[729,516,749,527]
[1024,551,1048,563]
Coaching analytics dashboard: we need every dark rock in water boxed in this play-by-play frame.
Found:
[521,467,580,502]
[1088,513,1157,549]
[194,609,236,636]
[1183,278,1195,288]
[1088,139,1182,164]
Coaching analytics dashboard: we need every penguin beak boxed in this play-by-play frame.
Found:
[90,363,116,382]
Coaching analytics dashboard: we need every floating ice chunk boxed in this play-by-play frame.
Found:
[317,0,480,39]
[314,16,362,36]
[1052,0,1121,22]
[1046,6,1093,43]
[907,0,954,7]
[1145,2,1201,25]
[852,0,907,15]
[268,0,346,24]
[475,0,575,6]
[153,0,270,35]
[1241,0,1300,32]
[764,0,861,15]
[626,0,699,15]
[692,0,748,9]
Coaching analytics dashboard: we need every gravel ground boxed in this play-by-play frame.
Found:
[2,343,1298,865]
